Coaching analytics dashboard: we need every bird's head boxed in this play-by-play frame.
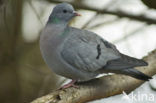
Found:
[48,3,81,24]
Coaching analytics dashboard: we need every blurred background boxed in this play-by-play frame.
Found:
[0,0,156,103]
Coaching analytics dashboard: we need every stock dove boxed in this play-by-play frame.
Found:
[40,3,152,88]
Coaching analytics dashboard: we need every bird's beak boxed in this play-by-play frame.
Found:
[73,11,81,16]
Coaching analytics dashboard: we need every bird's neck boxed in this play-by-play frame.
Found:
[44,22,70,39]
[47,17,68,26]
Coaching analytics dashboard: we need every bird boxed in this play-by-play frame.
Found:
[40,3,152,89]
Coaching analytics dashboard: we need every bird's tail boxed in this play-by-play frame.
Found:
[121,68,152,81]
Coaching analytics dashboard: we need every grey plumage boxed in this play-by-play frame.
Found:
[40,3,151,82]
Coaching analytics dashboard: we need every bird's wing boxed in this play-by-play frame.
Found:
[103,53,148,70]
[60,27,121,72]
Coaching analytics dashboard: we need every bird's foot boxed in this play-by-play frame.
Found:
[59,80,78,89]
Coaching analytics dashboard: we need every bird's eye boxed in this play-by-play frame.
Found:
[63,9,67,13]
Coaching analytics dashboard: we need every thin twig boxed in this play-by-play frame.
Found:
[28,0,44,26]
[81,13,99,29]
[87,17,120,29]
[81,0,117,29]
[113,24,147,44]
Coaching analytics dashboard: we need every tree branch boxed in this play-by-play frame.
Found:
[44,0,156,24]
[31,49,156,103]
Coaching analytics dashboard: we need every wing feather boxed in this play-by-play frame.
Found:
[61,27,120,72]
